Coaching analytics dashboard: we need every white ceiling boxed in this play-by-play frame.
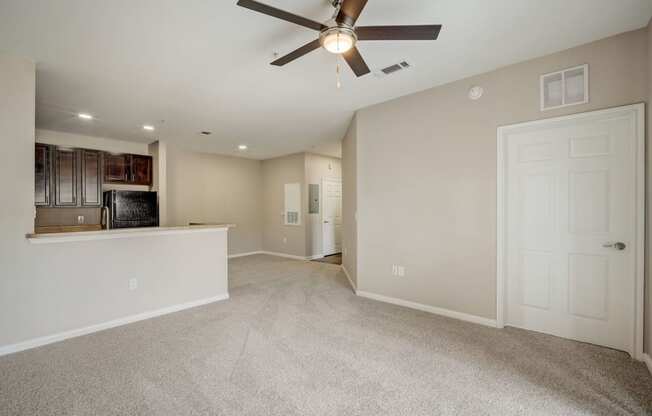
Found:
[1,0,651,160]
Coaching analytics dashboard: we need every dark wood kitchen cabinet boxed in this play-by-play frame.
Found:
[131,155,153,186]
[103,153,130,183]
[53,147,78,207]
[104,153,152,186]
[35,144,51,206]
[80,150,102,206]
[104,153,153,186]
[35,144,152,208]
[35,145,103,208]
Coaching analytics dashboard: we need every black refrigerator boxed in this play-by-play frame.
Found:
[103,190,159,229]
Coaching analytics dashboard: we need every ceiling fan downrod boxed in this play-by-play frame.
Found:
[330,0,342,19]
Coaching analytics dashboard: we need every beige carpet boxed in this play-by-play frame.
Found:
[0,254,651,415]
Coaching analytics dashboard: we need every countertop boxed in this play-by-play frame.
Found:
[26,224,235,244]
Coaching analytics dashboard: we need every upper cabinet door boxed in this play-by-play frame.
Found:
[131,155,153,186]
[54,148,77,206]
[35,144,51,206]
[81,150,102,206]
[104,154,129,183]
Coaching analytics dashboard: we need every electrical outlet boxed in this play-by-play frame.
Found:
[283,237,287,244]
[344,248,348,255]
[128,278,138,291]
[77,215,85,225]
[392,265,406,277]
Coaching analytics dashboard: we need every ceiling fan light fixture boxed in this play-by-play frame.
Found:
[320,27,356,54]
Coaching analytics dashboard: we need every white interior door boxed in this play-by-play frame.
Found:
[322,179,342,256]
[503,105,643,354]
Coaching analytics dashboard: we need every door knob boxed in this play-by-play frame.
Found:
[603,242,626,250]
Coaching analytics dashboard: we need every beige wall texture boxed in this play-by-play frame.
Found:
[348,28,649,321]
[305,153,342,259]
[646,18,652,355]
[148,141,168,227]
[166,144,263,255]
[261,153,307,257]
[0,55,229,350]
[36,129,150,155]
[342,118,358,287]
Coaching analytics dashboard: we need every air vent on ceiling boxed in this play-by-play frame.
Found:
[374,61,412,78]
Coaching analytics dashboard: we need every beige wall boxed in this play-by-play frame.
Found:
[305,153,342,258]
[148,141,168,226]
[166,144,263,255]
[261,153,307,257]
[36,129,150,155]
[342,118,358,287]
[0,55,229,351]
[646,18,652,355]
[349,29,649,321]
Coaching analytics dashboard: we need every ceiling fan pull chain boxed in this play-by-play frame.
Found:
[336,55,342,89]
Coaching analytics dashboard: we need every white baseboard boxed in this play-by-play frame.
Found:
[356,290,498,328]
[643,353,652,375]
[341,265,356,291]
[259,251,310,261]
[229,251,325,262]
[228,251,263,259]
[0,293,230,357]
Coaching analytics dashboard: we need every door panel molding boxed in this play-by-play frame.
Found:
[496,103,645,360]
[322,177,342,257]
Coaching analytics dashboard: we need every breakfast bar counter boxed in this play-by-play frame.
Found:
[26,224,235,244]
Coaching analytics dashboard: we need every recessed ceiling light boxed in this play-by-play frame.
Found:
[143,125,155,131]
[238,145,248,151]
[78,113,93,120]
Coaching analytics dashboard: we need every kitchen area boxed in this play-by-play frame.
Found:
[34,141,159,233]
[0,66,232,354]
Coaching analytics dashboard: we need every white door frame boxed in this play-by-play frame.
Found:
[496,103,646,360]
[322,177,342,256]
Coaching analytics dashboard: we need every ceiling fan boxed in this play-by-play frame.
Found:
[236,0,442,77]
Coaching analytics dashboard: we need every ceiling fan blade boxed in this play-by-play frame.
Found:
[237,0,326,31]
[342,47,370,77]
[271,39,321,66]
[356,25,442,41]
[336,0,368,26]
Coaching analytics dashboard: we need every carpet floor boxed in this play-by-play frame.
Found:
[1,254,651,415]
